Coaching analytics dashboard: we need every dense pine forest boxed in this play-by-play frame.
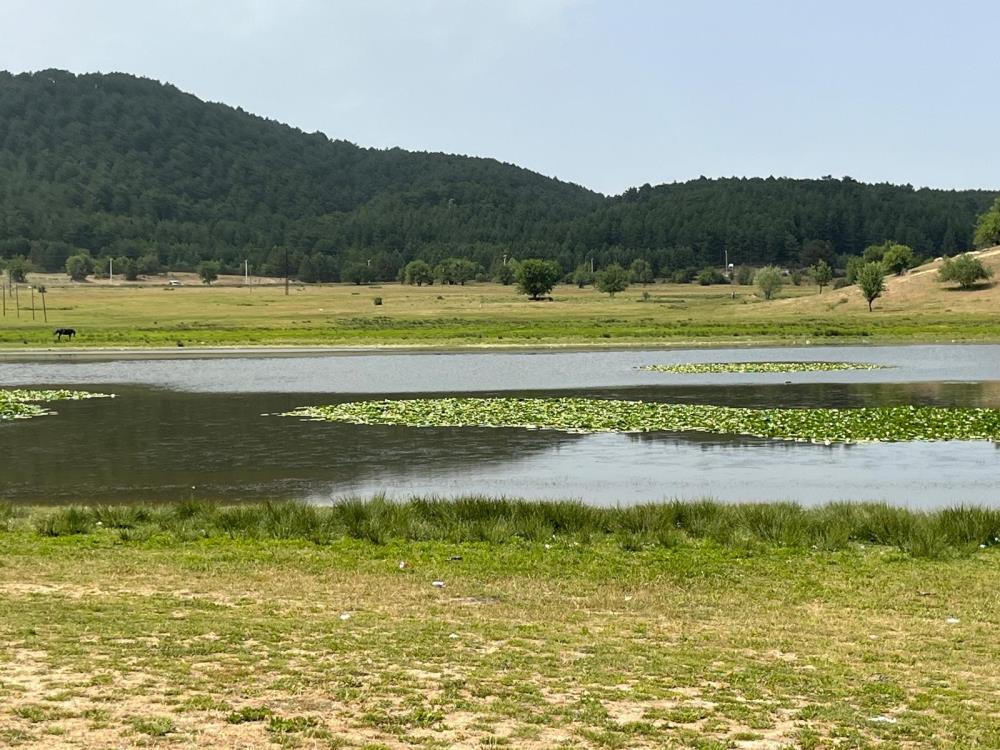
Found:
[1,69,996,281]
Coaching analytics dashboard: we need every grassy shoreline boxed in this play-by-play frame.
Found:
[1,274,998,351]
[2,499,999,748]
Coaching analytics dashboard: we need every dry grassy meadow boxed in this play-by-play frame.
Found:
[1,248,998,350]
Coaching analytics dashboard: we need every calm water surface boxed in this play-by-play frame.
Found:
[2,345,999,507]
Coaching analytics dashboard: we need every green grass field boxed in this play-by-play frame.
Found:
[2,264,999,350]
[2,500,999,748]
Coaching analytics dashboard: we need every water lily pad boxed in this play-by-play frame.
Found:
[0,389,113,421]
[283,397,1000,444]
[640,362,888,374]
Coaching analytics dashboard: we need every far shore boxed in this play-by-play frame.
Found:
[0,337,980,363]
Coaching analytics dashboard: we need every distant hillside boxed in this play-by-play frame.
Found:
[779,245,1000,316]
[0,69,996,280]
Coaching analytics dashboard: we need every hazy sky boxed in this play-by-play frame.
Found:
[3,0,998,195]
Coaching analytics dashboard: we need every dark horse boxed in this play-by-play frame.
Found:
[53,328,76,342]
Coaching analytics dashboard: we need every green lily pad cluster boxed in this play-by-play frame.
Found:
[285,397,1000,444]
[640,361,888,374]
[0,389,113,421]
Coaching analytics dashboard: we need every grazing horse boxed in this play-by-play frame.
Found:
[53,328,76,342]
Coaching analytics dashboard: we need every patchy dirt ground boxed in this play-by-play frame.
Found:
[1,534,998,748]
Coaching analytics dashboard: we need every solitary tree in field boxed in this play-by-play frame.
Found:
[198,260,220,285]
[857,262,886,311]
[571,262,594,288]
[881,244,916,275]
[811,259,833,293]
[65,253,94,281]
[6,256,30,283]
[754,266,784,300]
[515,258,561,300]
[595,264,629,297]
[402,259,434,286]
[938,254,994,290]
[974,197,1000,248]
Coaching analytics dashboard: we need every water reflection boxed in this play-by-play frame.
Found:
[1,380,998,506]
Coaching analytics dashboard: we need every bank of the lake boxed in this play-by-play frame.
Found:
[1,268,999,351]
[1,500,998,749]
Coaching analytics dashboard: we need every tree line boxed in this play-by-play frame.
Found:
[1,70,997,285]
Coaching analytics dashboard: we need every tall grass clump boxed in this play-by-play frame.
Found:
[20,498,1000,559]
[35,506,92,537]
[0,502,17,531]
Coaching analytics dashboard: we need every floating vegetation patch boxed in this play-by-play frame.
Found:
[640,361,889,374]
[284,397,1000,444]
[0,389,113,421]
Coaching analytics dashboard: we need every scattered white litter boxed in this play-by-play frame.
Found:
[870,715,897,724]
[448,633,459,639]
[432,580,445,588]
[945,617,960,624]
[339,612,351,621]
[398,561,407,569]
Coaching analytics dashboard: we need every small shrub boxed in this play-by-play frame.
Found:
[267,715,320,734]
[131,716,176,736]
[226,706,274,724]
[373,296,383,306]
[35,507,91,537]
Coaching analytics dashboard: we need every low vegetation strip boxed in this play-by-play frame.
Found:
[640,361,888,374]
[7,498,1000,559]
[284,397,1000,443]
[0,389,112,420]
[1,499,999,748]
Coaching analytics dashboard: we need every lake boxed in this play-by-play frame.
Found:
[2,345,998,507]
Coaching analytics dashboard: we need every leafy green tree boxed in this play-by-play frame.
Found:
[197,260,220,285]
[938,254,994,290]
[6,256,31,283]
[402,260,434,286]
[754,266,784,300]
[733,265,755,285]
[494,263,516,285]
[341,262,375,285]
[628,258,654,285]
[882,244,915,275]
[65,253,94,281]
[811,259,833,293]
[696,267,727,285]
[120,257,140,281]
[595,264,629,297]
[857,262,886,311]
[862,242,889,263]
[973,198,1000,248]
[845,256,865,285]
[138,253,161,275]
[571,262,595,288]
[515,259,561,300]
[434,257,479,285]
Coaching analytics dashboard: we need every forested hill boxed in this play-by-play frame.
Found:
[1,69,996,281]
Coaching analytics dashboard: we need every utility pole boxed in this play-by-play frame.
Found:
[30,286,35,320]
[109,257,114,284]
[14,283,20,318]
[39,286,47,323]
[284,246,289,296]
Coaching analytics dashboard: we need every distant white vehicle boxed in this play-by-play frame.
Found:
[167,279,182,287]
